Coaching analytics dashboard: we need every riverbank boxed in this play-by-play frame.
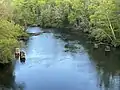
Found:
[12,0,120,48]
[0,24,118,64]
[52,26,120,53]
[1,27,120,90]
[64,26,120,49]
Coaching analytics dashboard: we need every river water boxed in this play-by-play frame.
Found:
[0,27,120,90]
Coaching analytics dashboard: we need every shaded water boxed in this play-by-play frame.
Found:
[0,27,120,90]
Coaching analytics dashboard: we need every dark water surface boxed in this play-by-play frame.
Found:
[1,27,120,90]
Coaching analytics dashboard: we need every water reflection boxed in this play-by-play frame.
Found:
[53,31,85,54]
[90,48,120,90]
[1,28,120,90]
[0,64,14,89]
[0,63,25,90]
[53,29,120,90]
[14,28,99,90]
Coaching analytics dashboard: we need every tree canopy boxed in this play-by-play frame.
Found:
[1,0,120,63]
[12,0,120,46]
[0,0,24,63]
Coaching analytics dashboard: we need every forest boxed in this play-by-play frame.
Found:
[0,0,120,63]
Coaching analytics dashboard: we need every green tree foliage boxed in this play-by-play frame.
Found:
[89,0,120,46]
[13,0,120,46]
[13,0,71,28]
[12,0,120,46]
[0,0,119,63]
[1,0,120,49]
[0,0,24,63]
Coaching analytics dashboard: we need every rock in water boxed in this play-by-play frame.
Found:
[105,46,110,52]
[94,43,99,49]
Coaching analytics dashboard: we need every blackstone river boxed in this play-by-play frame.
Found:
[0,27,120,90]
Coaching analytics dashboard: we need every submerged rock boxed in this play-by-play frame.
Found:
[94,43,99,49]
[105,46,111,52]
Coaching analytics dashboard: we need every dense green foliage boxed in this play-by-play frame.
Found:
[0,0,24,63]
[12,0,120,46]
[12,0,70,28]
[1,0,120,63]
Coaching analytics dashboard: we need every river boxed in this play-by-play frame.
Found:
[0,27,120,90]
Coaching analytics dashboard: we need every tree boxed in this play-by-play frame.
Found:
[0,0,24,63]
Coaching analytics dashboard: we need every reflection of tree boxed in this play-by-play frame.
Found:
[0,63,25,90]
[53,30,86,54]
[0,63,14,88]
[13,82,25,90]
[52,29,120,90]
[64,41,82,53]
[88,46,120,90]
